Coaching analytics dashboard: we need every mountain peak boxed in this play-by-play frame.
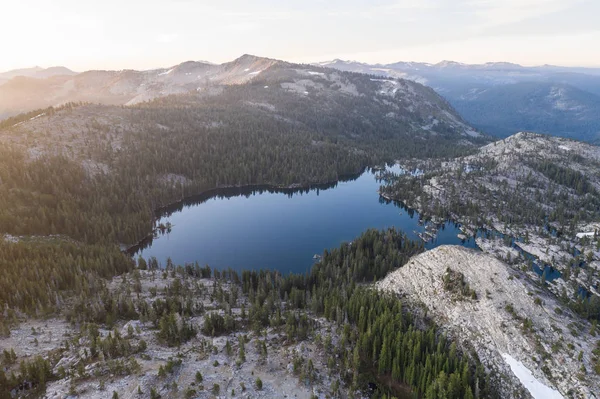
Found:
[37,66,77,77]
[480,62,523,70]
[231,54,274,64]
[0,66,76,81]
[435,60,466,68]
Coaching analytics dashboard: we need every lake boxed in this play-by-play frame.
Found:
[136,166,478,274]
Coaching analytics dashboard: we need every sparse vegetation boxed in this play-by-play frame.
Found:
[443,267,478,300]
[0,229,497,398]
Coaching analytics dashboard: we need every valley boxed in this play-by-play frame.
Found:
[320,60,600,143]
[0,55,599,399]
[0,57,484,249]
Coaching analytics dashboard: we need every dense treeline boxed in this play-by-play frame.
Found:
[0,130,365,315]
[0,102,374,248]
[0,356,53,397]
[0,238,133,317]
[529,160,596,196]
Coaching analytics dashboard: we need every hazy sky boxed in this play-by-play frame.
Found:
[2,0,599,71]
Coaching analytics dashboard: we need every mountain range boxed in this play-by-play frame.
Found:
[0,66,76,86]
[3,57,600,143]
[0,54,483,260]
[0,55,483,152]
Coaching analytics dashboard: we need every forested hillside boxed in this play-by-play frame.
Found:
[0,58,498,398]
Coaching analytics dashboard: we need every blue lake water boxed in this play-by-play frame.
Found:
[136,167,478,274]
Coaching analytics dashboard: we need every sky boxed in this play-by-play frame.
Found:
[1,0,599,72]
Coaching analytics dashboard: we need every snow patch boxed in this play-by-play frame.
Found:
[307,71,325,76]
[422,119,439,131]
[464,129,481,138]
[248,71,262,75]
[29,113,46,121]
[370,78,398,84]
[158,68,174,76]
[502,354,564,399]
[244,101,276,111]
[558,145,571,151]
[576,232,595,238]
[11,113,46,128]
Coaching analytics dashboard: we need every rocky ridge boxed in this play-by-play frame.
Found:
[378,245,599,399]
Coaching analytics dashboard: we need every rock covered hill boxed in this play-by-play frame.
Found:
[380,133,600,387]
[378,245,599,399]
[0,55,278,118]
[382,132,600,297]
[385,132,600,231]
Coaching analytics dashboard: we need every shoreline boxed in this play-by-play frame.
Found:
[123,169,368,255]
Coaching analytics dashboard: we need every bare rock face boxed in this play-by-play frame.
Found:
[378,245,599,399]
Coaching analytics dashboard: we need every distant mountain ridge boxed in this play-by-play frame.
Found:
[0,66,77,84]
[452,82,600,141]
[318,59,600,77]
[317,59,600,142]
[0,55,283,118]
[0,55,482,150]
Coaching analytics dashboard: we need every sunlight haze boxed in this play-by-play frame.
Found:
[2,1,600,398]
[2,0,599,71]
